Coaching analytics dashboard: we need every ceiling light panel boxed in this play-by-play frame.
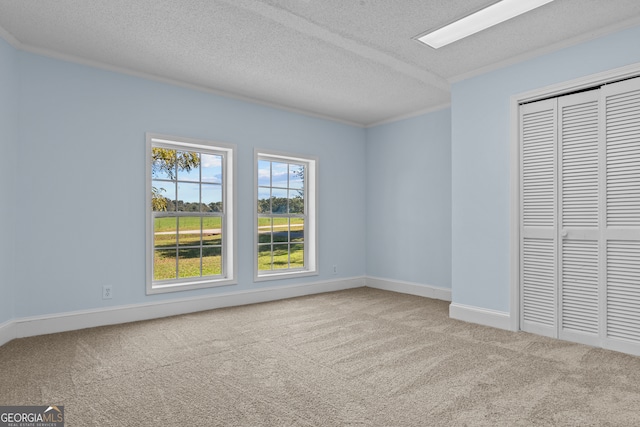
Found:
[416,0,554,49]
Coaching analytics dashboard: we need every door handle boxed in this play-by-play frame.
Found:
[561,229,568,238]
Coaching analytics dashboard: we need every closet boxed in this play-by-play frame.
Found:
[520,77,640,354]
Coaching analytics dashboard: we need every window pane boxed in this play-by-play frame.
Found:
[255,153,314,278]
[202,247,222,276]
[178,217,202,246]
[271,188,288,213]
[272,162,288,187]
[258,160,271,186]
[258,244,272,271]
[289,164,304,189]
[177,182,200,212]
[202,184,222,212]
[150,138,234,292]
[258,187,271,213]
[178,248,201,278]
[258,218,272,244]
[154,249,177,281]
[273,218,289,243]
[291,218,304,242]
[152,180,175,212]
[201,154,222,184]
[290,243,304,268]
[203,217,222,245]
[176,151,200,182]
[152,148,177,180]
[289,190,304,214]
[154,217,177,248]
[273,244,289,270]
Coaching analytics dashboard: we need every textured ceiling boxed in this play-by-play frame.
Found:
[1,0,640,126]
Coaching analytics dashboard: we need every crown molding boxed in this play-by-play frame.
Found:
[0,23,21,49]
[366,102,451,128]
[0,26,365,128]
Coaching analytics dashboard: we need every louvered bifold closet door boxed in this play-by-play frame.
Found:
[520,99,557,337]
[557,90,602,347]
[602,77,640,355]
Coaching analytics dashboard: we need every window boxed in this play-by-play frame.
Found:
[255,150,317,280]
[146,134,236,294]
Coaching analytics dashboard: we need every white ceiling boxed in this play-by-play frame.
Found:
[1,0,640,126]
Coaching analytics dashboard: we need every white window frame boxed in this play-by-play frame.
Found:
[254,149,318,281]
[146,133,237,295]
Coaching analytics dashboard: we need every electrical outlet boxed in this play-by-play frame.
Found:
[102,285,113,299]
[332,265,338,274]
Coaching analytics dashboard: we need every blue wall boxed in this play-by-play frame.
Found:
[0,37,17,324]
[451,25,640,312]
[12,51,366,318]
[5,21,640,325]
[366,110,451,289]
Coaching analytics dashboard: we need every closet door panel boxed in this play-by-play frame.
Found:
[558,90,601,344]
[520,99,557,336]
[558,91,601,345]
[603,77,640,353]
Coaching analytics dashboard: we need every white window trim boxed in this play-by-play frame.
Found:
[254,149,318,282]
[146,133,237,295]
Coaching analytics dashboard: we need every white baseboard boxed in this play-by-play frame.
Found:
[449,302,512,331]
[1,276,459,347]
[2,277,365,346]
[366,276,451,301]
[0,319,16,348]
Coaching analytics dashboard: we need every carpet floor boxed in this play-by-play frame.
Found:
[2,288,640,426]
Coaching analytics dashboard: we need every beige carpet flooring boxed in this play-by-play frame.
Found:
[2,288,640,426]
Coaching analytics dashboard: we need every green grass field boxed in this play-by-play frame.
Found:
[154,247,222,280]
[154,216,221,232]
[153,216,223,280]
[153,215,305,280]
[258,218,304,270]
[258,243,304,270]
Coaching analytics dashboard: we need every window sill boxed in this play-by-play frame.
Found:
[146,277,237,295]
[254,270,318,283]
